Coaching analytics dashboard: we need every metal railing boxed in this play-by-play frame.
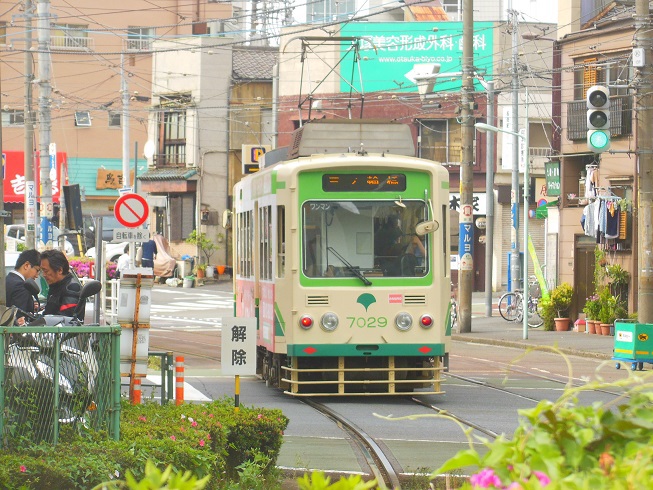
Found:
[51,35,93,50]
[0,325,122,447]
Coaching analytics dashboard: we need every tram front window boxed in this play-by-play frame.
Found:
[302,200,429,278]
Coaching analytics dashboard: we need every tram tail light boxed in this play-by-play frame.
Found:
[300,315,314,329]
[419,315,434,329]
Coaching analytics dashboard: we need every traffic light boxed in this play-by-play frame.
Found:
[586,85,610,153]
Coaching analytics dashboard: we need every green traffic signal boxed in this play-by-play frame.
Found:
[588,129,610,152]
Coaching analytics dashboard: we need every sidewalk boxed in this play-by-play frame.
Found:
[462,292,615,360]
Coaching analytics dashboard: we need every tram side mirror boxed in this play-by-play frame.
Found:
[416,220,439,235]
[222,209,232,230]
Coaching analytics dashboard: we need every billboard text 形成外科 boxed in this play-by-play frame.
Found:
[339,22,494,94]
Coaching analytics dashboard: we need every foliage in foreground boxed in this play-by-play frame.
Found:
[0,398,288,490]
[435,363,653,489]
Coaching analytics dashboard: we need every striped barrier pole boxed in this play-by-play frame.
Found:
[132,377,141,405]
[175,356,184,405]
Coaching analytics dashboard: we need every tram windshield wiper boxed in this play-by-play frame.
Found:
[327,246,372,286]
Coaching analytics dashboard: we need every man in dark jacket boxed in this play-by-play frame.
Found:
[5,249,41,325]
[40,249,82,317]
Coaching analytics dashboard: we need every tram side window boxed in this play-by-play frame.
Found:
[259,205,273,280]
[237,211,253,277]
[277,206,285,278]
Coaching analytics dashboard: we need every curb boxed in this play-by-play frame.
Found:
[451,334,613,361]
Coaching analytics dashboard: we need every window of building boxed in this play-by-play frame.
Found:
[168,194,195,241]
[308,0,355,22]
[52,24,89,49]
[574,55,632,100]
[419,119,462,165]
[74,111,91,127]
[126,27,154,51]
[158,110,186,166]
[108,111,121,128]
[2,109,24,126]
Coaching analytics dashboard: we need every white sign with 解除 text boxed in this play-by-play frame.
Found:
[221,318,257,376]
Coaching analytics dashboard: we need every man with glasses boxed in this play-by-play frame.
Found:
[40,249,83,317]
[5,249,41,325]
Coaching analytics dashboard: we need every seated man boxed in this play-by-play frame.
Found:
[6,249,41,325]
[40,249,83,317]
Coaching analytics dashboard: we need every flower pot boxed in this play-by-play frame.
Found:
[586,320,597,334]
[217,265,226,275]
[554,318,570,332]
[600,323,612,336]
[205,265,215,278]
[196,268,205,279]
[183,277,194,288]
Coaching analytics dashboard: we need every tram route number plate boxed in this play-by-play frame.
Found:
[348,316,388,328]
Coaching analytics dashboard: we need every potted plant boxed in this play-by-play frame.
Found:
[186,230,218,266]
[606,263,630,303]
[597,286,618,335]
[582,294,601,334]
[550,282,573,331]
[194,263,207,279]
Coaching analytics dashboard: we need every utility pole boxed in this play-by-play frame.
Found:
[121,53,131,190]
[24,0,37,249]
[635,0,653,322]
[509,9,521,293]
[0,63,6,306]
[37,0,53,249]
[484,80,495,317]
[458,0,474,333]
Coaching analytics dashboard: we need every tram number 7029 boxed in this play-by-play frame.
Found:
[347,316,388,328]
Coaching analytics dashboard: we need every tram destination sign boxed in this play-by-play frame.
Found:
[322,173,406,192]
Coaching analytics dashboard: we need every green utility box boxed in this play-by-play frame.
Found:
[613,322,653,370]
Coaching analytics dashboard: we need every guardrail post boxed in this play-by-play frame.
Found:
[132,377,142,404]
[175,356,184,405]
[167,351,174,403]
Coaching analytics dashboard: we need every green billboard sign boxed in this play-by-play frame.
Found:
[339,22,494,93]
[545,161,561,197]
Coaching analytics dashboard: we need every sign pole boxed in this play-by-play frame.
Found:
[234,375,240,412]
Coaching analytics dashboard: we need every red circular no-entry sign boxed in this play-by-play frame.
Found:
[114,193,149,228]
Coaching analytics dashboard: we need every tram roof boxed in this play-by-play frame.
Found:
[263,120,415,167]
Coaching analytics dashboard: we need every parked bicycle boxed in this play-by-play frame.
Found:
[498,277,543,328]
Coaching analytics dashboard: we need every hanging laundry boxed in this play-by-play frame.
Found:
[605,201,620,239]
[585,167,599,198]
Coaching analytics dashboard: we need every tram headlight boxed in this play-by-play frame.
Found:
[299,315,314,329]
[394,312,413,331]
[320,312,339,331]
[419,314,434,329]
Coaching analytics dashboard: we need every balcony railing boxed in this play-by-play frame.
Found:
[567,95,632,141]
[125,38,152,52]
[51,35,93,50]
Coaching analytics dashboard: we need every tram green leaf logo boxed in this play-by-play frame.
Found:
[357,293,377,311]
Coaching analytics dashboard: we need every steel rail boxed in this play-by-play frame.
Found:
[302,399,402,490]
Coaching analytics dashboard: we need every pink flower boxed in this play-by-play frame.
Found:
[533,471,551,486]
[138,416,147,422]
[208,413,214,418]
[170,435,176,441]
[191,420,198,428]
[19,465,26,473]
[199,439,205,447]
[257,414,263,419]
[470,468,502,488]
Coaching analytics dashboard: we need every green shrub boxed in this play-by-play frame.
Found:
[539,295,555,331]
[0,399,288,490]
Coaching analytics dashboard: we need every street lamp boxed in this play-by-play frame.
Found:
[475,111,530,340]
